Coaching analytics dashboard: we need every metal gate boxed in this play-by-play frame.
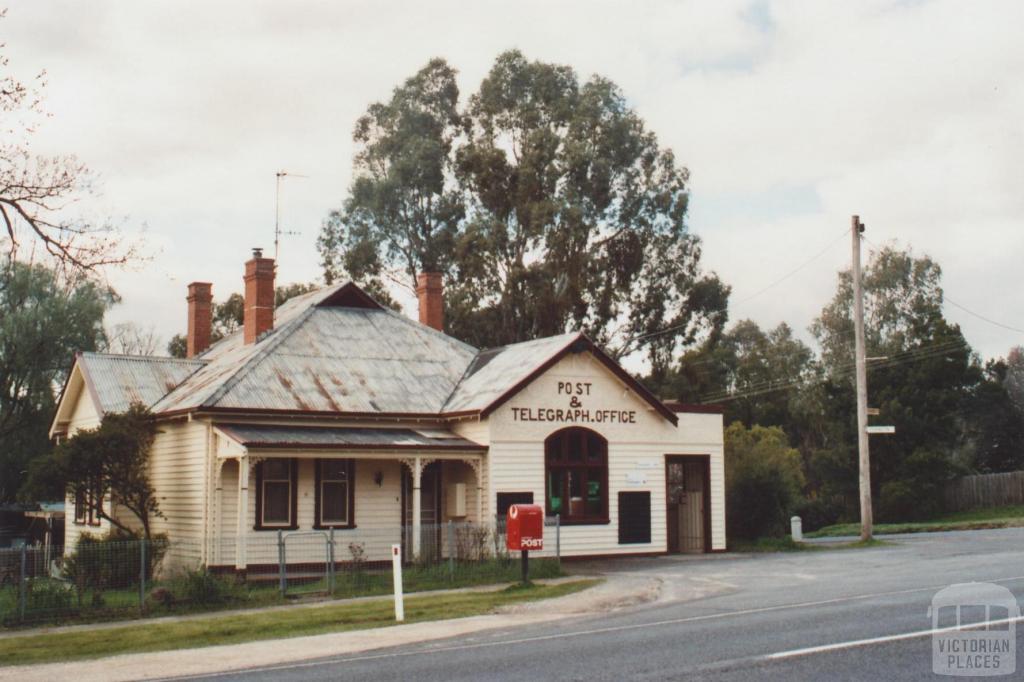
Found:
[277,530,335,597]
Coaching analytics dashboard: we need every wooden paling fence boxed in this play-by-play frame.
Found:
[943,471,1024,512]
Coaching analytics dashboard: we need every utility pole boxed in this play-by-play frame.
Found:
[851,215,872,541]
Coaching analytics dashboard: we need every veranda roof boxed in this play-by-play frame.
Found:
[215,423,486,452]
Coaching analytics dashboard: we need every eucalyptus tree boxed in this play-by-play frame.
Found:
[318,51,728,371]
[0,258,113,500]
[317,58,464,294]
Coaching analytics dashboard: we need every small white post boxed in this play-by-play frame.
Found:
[391,543,404,622]
[791,516,803,542]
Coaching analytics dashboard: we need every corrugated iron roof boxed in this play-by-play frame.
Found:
[78,353,204,413]
[215,423,485,451]
[442,332,581,413]
[73,280,674,424]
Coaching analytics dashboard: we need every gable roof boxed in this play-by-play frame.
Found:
[443,332,678,425]
[58,281,676,426]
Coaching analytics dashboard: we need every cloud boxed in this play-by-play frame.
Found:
[5,0,1021,360]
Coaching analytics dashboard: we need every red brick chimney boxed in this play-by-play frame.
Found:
[416,272,444,332]
[243,248,275,344]
[186,282,213,358]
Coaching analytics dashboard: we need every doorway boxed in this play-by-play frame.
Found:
[401,461,443,560]
[666,455,710,553]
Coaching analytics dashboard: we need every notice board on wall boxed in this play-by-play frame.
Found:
[618,491,651,544]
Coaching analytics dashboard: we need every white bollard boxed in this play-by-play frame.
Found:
[791,515,803,542]
[391,544,404,622]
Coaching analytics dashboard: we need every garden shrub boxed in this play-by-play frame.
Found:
[26,578,73,613]
[792,497,844,532]
[168,568,235,606]
[725,422,806,540]
[62,531,168,604]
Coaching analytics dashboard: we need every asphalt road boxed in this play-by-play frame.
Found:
[178,528,1024,681]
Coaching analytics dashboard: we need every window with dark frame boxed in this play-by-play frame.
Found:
[257,459,296,528]
[73,490,86,524]
[545,427,608,524]
[315,459,355,529]
[74,486,102,526]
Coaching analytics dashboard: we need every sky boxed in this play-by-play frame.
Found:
[5,0,1023,363]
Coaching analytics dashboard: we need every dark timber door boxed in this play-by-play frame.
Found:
[666,456,710,553]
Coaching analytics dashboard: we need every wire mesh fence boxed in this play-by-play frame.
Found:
[0,517,560,627]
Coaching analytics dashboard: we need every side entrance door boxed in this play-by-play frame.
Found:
[666,455,710,553]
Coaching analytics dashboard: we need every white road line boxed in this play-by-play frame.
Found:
[171,574,1024,680]
[766,615,1024,661]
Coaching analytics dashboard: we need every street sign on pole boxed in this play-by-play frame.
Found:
[866,425,896,435]
[866,408,880,416]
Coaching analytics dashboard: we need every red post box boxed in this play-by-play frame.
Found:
[506,504,544,551]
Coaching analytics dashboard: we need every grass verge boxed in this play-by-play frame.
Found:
[807,505,1024,538]
[0,579,598,667]
[730,537,890,552]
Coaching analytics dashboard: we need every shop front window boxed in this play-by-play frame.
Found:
[545,427,608,524]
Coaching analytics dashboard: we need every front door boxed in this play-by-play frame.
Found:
[666,456,708,553]
[401,462,442,560]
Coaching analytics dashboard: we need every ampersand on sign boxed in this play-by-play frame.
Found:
[569,396,582,408]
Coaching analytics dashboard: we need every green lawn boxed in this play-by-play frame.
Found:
[0,579,597,667]
[730,537,890,552]
[807,505,1024,538]
[1,557,562,629]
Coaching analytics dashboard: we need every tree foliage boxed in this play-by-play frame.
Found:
[22,403,162,539]
[724,422,805,540]
[318,58,463,293]
[318,51,728,369]
[0,258,113,501]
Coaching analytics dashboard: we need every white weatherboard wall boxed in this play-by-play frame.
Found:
[486,351,725,555]
[63,382,109,551]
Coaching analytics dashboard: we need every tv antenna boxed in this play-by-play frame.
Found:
[274,170,308,261]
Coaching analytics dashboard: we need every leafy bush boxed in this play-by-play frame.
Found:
[167,569,235,606]
[148,586,175,609]
[725,422,806,540]
[62,531,168,602]
[793,497,845,532]
[26,578,73,613]
[878,447,954,522]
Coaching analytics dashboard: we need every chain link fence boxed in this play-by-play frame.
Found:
[0,516,560,627]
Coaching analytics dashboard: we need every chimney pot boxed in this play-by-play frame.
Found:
[244,248,275,344]
[416,272,444,332]
[186,282,213,358]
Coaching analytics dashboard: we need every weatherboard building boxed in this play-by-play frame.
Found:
[50,250,725,571]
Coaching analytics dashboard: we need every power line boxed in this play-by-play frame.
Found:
[699,337,969,404]
[630,226,850,346]
[860,233,1023,337]
[944,296,1024,335]
[732,227,850,307]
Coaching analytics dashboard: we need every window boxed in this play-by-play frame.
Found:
[255,459,297,529]
[545,428,608,524]
[73,486,102,526]
[74,490,87,524]
[315,459,355,529]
